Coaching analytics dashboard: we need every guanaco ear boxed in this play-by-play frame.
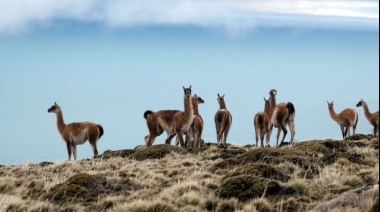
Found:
[264,97,266,101]
[54,102,57,105]
[217,93,220,97]
[222,94,225,98]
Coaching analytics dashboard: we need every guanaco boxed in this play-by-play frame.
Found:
[327,101,358,139]
[144,86,194,148]
[48,102,103,160]
[214,94,232,145]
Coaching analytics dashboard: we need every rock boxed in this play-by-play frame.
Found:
[133,145,147,151]
[311,184,379,212]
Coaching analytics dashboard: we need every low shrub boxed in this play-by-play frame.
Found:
[224,163,290,182]
[370,139,379,149]
[346,134,372,141]
[100,149,135,159]
[44,173,131,204]
[320,152,363,166]
[218,175,294,201]
[129,144,188,160]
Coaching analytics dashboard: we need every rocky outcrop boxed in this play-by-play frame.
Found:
[311,184,379,212]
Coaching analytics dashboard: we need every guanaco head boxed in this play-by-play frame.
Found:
[262,97,271,112]
[192,95,204,111]
[217,93,225,101]
[217,93,226,108]
[196,95,205,104]
[269,89,277,97]
[327,101,334,108]
[264,97,270,107]
[48,102,60,113]
[183,85,192,97]
[356,99,364,107]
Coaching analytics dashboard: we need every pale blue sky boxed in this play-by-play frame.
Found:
[0,1,379,164]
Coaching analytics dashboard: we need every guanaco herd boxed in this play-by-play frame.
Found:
[48,86,379,160]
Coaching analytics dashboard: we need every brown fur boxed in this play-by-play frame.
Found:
[214,94,232,145]
[144,86,194,148]
[185,95,205,148]
[254,98,271,147]
[268,89,296,146]
[327,101,358,139]
[356,99,378,137]
[48,102,103,160]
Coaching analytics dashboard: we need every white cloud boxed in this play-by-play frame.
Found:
[238,1,379,19]
[0,0,378,34]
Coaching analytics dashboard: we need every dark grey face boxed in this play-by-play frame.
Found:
[183,85,192,97]
[269,89,277,96]
[197,96,205,104]
[48,103,58,113]
[356,100,363,107]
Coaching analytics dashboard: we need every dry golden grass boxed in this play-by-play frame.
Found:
[0,136,378,211]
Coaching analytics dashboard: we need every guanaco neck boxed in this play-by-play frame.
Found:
[361,101,372,121]
[55,109,66,135]
[219,100,226,110]
[192,97,199,115]
[268,94,276,119]
[269,93,276,109]
[264,101,270,114]
[183,95,193,118]
[328,105,338,120]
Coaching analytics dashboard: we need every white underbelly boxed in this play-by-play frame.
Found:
[271,110,279,127]
[70,130,88,145]
[181,114,194,131]
[158,119,175,134]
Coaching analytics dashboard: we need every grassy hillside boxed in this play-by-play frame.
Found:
[0,134,378,212]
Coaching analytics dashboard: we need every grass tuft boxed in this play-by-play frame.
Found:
[218,175,294,201]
